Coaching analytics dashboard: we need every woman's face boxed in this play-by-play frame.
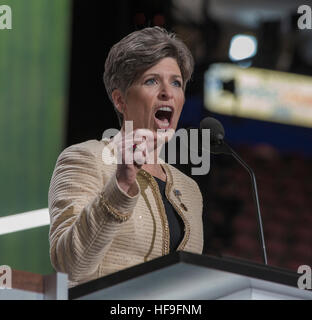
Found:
[120,57,185,133]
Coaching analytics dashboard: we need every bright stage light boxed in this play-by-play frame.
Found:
[229,34,257,61]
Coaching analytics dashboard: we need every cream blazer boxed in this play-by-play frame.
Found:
[48,139,203,287]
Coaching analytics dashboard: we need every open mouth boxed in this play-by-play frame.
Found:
[154,106,173,129]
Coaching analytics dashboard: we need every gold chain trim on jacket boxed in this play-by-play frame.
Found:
[138,170,170,255]
[99,194,132,223]
[161,164,190,251]
[140,188,157,262]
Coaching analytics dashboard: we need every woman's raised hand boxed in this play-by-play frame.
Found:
[115,129,157,195]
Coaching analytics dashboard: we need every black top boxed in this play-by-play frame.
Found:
[154,177,185,252]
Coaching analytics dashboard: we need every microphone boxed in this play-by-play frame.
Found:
[201,117,268,265]
[200,117,225,144]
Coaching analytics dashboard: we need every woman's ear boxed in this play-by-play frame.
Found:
[112,89,125,114]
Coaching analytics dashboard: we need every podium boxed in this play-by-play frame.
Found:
[69,252,312,300]
[1,252,311,300]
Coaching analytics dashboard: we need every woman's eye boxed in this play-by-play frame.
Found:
[172,80,182,87]
[144,78,157,85]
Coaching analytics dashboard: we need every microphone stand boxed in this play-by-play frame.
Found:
[211,139,268,265]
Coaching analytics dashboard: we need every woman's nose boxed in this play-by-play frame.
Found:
[158,83,173,100]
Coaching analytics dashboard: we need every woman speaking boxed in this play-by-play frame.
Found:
[48,27,204,287]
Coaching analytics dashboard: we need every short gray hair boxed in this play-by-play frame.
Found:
[103,27,194,126]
